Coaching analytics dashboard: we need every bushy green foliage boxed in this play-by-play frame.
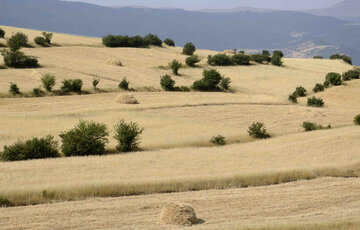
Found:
[59,120,109,156]
[248,122,271,139]
[0,197,13,207]
[0,136,59,161]
[42,32,53,44]
[0,28,5,38]
[164,38,175,47]
[288,92,298,103]
[210,135,226,146]
[273,50,284,57]
[271,54,283,66]
[182,42,196,55]
[313,83,324,93]
[9,82,20,95]
[186,55,201,67]
[231,53,251,65]
[330,54,352,65]
[61,79,83,93]
[192,69,224,91]
[325,72,342,86]
[262,50,272,63]
[0,50,38,68]
[251,54,265,64]
[342,70,359,81]
[92,78,100,90]
[144,33,162,46]
[307,96,324,107]
[34,37,48,47]
[295,86,307,97]
[303,122,331,132]
[113,119,144,152]
[220,77,231,90]
[207,54,232,66]
[313,56,324,59]
[119,77,129,90]
[7,32,28,51]
[169,59,182,75]
[323,80,330,88]
[354,115,360,125]
[32,87,43,97]
[41,73,56,92]
[160,74,176,91]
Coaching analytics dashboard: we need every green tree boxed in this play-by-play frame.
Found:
[182,42,196,55]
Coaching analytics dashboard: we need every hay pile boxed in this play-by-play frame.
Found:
[107,58,122,66]
[115,94,139,104]
[159,203,199,226]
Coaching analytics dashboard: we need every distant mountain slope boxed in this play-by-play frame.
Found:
[0,0,360,64]
[307,0,360,22]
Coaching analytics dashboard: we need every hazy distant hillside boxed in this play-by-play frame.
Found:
[1,0,360,64]
[307,0,360,22]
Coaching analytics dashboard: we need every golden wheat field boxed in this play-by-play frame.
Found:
[1,25,360,229]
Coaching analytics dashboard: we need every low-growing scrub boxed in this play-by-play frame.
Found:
[34,37,48,47]
[307,97,324,107]
[251,54,265,64]
[41,73,56,92]
[0,28,5,38]
[303,122,331,132]
[1,50,38,68]
[210,135,226,146]
[169,60,182,75]
[313,83,324,93]
[354,115,360,125]
[182,42,196,55]
[32,87,44,97]
[295,86,307,97]
[271,54,283,66]
[262,50,272,63]
[248,122,271,139]
[288,92,298,103]
[114,119,144,152]
[208,54,232,66]
[164,38,175,47]
[220,77,231,90]
[144,33,162,46]
[7,32,28,51]
[60,120,109,156]
[313,56,323,59]
[0,136,59,161]
[325,72,342,86]
[342,70,359,81]
[192,69,229,91]
[231,53,251,65]
[330,54,352,65]
[61,79,83,93]
[9,82,20,95]
[273,50,284,57]
[92,78,100,90]
[119,77,129,90]
[42,32,53,44]
[160,74,176,91]
[186,55,201,67]
[102,34,162,48]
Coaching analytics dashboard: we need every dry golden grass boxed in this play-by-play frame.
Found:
[1,178,360,229]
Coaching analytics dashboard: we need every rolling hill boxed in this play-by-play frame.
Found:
[307,0,360,22]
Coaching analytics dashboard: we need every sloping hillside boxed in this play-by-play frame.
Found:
[307,0,360,22]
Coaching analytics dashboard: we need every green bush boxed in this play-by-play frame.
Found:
[207,54,232,66]
[303,122,331,132]
[144,33,162,47]
[251,54,265,64]
[330,54,352,65]
[288,92,298,103]
[323,80,330,88]
[325,72,342,86]
[354,115,360,125]
[114,119,144,152]
[160,74,176,91]
[231,54,251,65]
[262,50,272,63]
[61,79,83,93]
[34,37,48,47]
[119,77,129,90]
[210,135,226,146]
[0,197,13,207]
[186,55,201,67]
[295,86,307,97]
[42,32,53,44]
[1,136,59,161]
[248,122,271,139]
[7,32,28,51]
[273,50,284,57]
[183,42,196,55]
[192,69,223,91]
[41,73,56,92]
[92,78,100,90]
[342,70,359,81]
[178,86,190,92]
[9,82,20,95]
[0,28,5,38]
[307,97,324,107]
[32,87,43,97]
[313,56,324,59]
[271,54,283,66]
[313,83,324,93]
[220,77,231,90]
[164,38,175,47]
[169,59,182,75]
[0,50,38,68]
[60,120,109,156]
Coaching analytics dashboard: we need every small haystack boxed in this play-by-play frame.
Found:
[223,49,236,55]
[107,58,122,66]
[115,94,139,104]
[160,203,199,226]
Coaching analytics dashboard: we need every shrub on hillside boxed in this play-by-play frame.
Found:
[102,34,162,48]
[186,55,201,67]
[160,74,176,91]
[32,87,44,97]
[0,136,59,161]
[42,32,53,44]
[251,54,265,64]
[313,56,324,59]
[9,82,20,95]
[325,72,342,86]
[248,122,271,139]
[192,69,223,91]
[182,42,196,55]
[295,86,307,97]
[7,32,28,51]
[210,135,226,146]
[271,54,283,66]
[262,50,272,63]
[41,73,56,92]
[144,33,162,47]
[164,38,175,47]
[119,77,129,90]
[220,77,231,90]
[61,79,83,93]
[313,83,324,93]
[231,53,251,65]
[307,97,324,107]
[207,54,232,66]
[0,50,38,68]
[273,50,284,57]
[0,28,5,38]
[60,120,109,156]
[330,54,352,65]
[323,80,330,88]
[92,78,100,90]
[288,92,298,103]
[34,37,48,47]
[303,122,331,132]
[354,115,360,125]
[113,119,144,152]
[169,60,182,75]
[342,70,360,81]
